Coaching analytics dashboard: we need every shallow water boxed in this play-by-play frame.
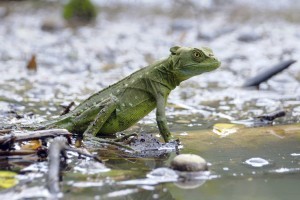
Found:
[0,0,300,199]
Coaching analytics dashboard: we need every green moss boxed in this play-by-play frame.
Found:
[63,0,97,23]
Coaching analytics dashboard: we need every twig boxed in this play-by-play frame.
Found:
[64,146,102,162]
[47,136,68,197]
[0,129,12,135]
[47,136,104,196]
[0,149,36,156]
[60,102,75,116]
[0,129,71,150]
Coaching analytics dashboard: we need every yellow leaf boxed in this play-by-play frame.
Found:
[21,140,42,150]
[213,123,242,137]
[0,171,18,189]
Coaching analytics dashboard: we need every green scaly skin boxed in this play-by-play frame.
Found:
[17,46,221,142]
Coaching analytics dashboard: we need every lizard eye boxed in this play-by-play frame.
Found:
[192,50,205,62]
[194,52,201,57]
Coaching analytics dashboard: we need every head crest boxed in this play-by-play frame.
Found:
[170,46,180,55]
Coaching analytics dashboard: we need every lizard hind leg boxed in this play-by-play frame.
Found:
[83,96,118,136]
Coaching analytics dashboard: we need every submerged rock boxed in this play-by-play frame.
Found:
[171,154,208,172]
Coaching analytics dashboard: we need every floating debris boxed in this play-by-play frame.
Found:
[269,167,300,174]
[290,153,300,156]
[244,157,270,168]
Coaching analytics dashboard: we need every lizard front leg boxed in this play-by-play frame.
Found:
[156,94,171,142]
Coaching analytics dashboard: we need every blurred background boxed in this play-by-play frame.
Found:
[0,0,300,126]
[1,1,300,199]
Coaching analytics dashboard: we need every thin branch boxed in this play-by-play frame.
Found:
[47,136,68,196]
[0,129,12,135]
[64,146,102,162]
[0,129,72,150]
[60,101,75,116]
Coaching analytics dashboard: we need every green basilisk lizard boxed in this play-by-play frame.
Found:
[6,46,221,142]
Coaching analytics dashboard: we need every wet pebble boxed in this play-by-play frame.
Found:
[171,154,208,172]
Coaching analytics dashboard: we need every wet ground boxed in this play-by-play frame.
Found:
[0,0,300,199]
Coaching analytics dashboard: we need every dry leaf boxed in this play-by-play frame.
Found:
[26,54,37,71]
[21,139,42,150]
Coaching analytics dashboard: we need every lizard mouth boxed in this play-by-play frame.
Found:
[183,61,221,71]
[208,61,221,70]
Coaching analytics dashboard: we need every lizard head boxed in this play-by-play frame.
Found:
[170,46,221,82]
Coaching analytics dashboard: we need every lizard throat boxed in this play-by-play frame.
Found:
[161,58,181,89]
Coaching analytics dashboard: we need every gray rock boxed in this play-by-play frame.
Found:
[171,154,208,172]
[0,7,8,18]
[171,20,193,31]
[237,31,263,42]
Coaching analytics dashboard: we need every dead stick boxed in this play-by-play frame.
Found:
[47,136,68,196]
[0,129,71,144]
[60,102,75,116]
[64,146,102,162]
[0,149,36,156]
[0,129,12,134]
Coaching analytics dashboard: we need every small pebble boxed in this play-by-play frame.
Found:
[171,154,208,172]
